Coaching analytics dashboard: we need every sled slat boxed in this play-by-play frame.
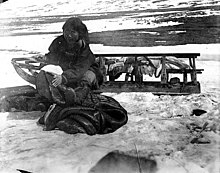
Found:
[0,85,37,98]
[166,69,204,73]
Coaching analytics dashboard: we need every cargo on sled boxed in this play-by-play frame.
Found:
[11,53,204,95]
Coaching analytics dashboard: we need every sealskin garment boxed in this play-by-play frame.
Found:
[45,17,103,88]
[36,70,128,135]
[38,90,128,135]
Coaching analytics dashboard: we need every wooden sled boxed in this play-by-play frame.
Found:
[0,53,204,112]
[11,53,204,95]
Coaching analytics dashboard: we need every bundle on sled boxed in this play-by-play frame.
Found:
[11,53,204,95]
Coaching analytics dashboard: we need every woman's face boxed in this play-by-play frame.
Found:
[63,29,79,45]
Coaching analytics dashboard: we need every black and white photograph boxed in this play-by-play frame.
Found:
[0,0,219,172]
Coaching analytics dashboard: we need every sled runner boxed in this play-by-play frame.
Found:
[11,53,203,95]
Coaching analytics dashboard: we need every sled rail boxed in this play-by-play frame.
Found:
[95,53,200,58]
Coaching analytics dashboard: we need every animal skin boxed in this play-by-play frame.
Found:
[89,150,157,173]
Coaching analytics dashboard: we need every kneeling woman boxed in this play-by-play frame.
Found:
[36,17,128,135]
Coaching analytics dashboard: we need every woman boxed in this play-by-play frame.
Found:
[45,17,103,90]
[36,17,128,135]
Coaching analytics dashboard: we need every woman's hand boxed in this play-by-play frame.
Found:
[52,74,62,87]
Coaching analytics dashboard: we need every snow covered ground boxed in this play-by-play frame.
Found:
[0,0,220,173]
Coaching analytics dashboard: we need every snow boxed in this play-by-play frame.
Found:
[0,0,220,173]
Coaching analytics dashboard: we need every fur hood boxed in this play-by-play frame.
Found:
[62,17,90,44]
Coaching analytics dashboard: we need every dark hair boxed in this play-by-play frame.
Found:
[62,17,89,44]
